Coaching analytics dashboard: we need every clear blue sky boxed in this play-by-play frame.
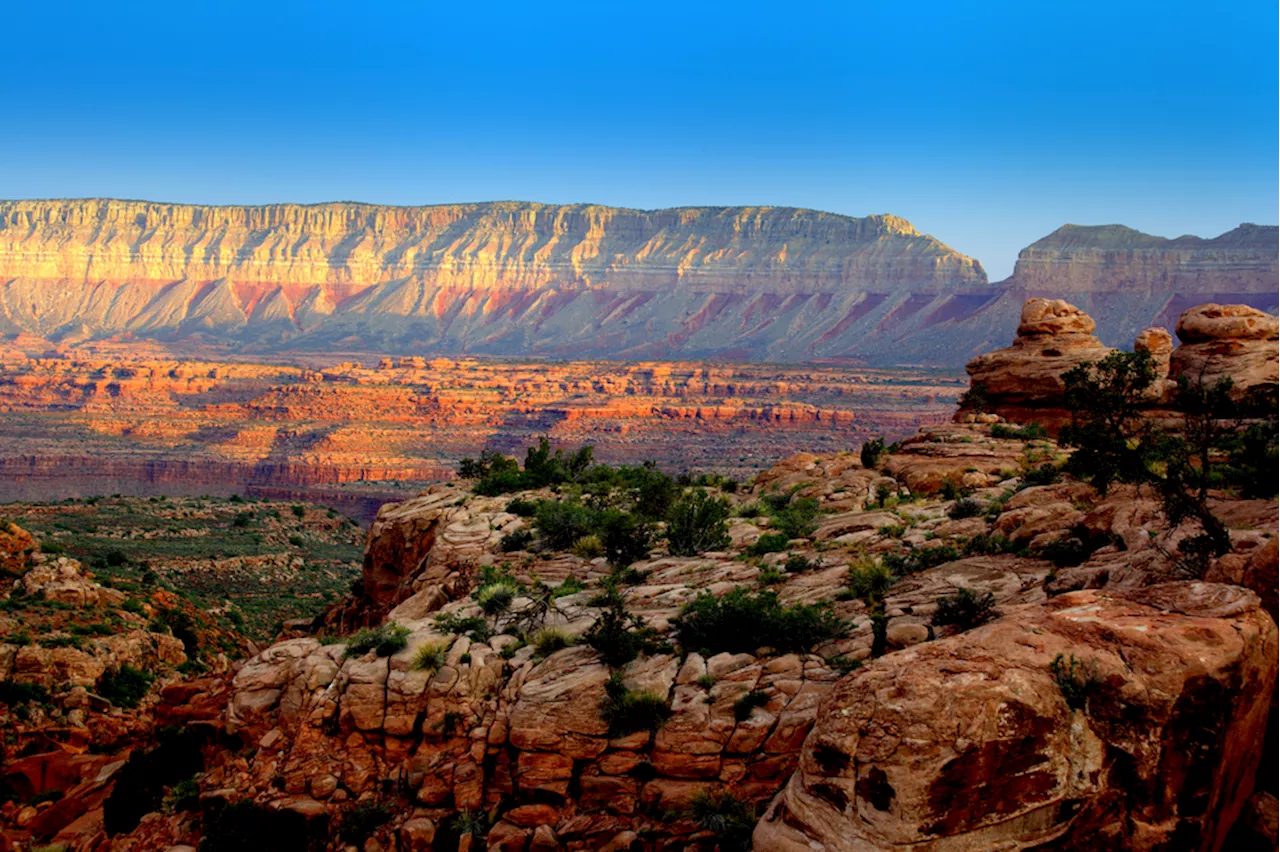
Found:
[1,0,1274,278]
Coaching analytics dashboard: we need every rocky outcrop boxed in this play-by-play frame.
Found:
[959,298,1112,425]
[960,298,1280,426]
[0,199,989,362]
[1169,304,1279,405]
[755,582,1278,851]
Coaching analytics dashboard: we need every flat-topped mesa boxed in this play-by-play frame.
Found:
[0,198,988,360]
[958,298,1113,425]
[1171,304,1279,407]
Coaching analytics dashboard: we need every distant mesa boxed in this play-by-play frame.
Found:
[0,198,1275,366]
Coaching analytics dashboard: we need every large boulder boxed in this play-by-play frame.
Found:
[755,582,1277,852]
[1170,304,1278,405]
[961,299,1112,426]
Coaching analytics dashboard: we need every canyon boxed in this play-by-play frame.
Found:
[1,199,1275,367]
[0,342,961,519]
[0,298,1274,852]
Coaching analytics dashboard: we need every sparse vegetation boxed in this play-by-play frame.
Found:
[675,588,845,655]
[931,587,999,632]
[686,791,757,852]
[666,488,732,556]
[344,624,411,658]
[860,437,887,469]
[97,664,156,709]
[411,641,448,672]
[1050,653,1101,711]
[600,672,670,736]
[733,689,770,721]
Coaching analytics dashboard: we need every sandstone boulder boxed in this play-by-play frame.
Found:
[755,583,1277,851]
[1170,304,1278,404]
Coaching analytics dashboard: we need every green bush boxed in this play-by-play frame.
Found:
[947,497,985,519]
[344,624,411,658]
[665,489,732,556]
[1061,350,1158,493]
[97,664,155,709]
[757,565,786,586]
[598,510,652,567]
[584,584,664,667]
[1021,463,1062,487]
[784,554,815,573]
[0,681,50,705]
[675,588,845,655]
[505,498,538,517]
[990,422,1049,441]
[883,544,960,575]
[931,587,999,632]
[686,791,756,852]
[534,499,595,550]
[600,673,670,736]
[860,437,886,469]
[733,689,770,721]
[771,496,819,540]
[572,534,605,559]
[433,613,491,642]
[748,533,789,556]
[500,529,533,552]
[531,627,576,657]
[161,778,201,815]
[411,641,447,672]
[476,582,519,617]
[1050,653,1101,711]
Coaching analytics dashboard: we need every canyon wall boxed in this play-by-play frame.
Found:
[0,199,990,363]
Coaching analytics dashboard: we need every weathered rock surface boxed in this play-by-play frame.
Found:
[755,583,1278,851]
[1169,304,1279,404]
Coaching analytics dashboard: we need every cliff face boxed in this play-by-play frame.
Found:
[0,199,988,361]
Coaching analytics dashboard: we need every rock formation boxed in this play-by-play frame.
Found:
[1170,304,1279,405]
[959,298,1112,425]
[755,583,1276,851]
[0,199,989,363]
[960,298,1280,426]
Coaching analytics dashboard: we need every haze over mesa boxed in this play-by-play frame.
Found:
[2,0,1275,279]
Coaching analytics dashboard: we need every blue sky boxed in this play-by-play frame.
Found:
[1,0,1274,278]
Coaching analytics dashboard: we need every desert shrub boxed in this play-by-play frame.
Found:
[675,588,845,655]
[938,480,966,501]
[883,544,960,575]
[757,565,786,586]
[860,437,886,469]
[0,681,50,705]
[931,587,999,631]
[531,627,576,657]
[1021,462,1062,487]
[748,533,790,556]
[623,462,680,520]
[534,499,595,550]
[1060,350,1157,493]
[990,422,1049,441]
[411,641,447,672]
[736,501,765,518]
[784,554,815,573]
[687,791,756,852]
[499,529,533,552]
[433,613,491,642]
[476,582,519,617]
[665,489,732,556]
[958,380,990,413]
[97,664,155,709]
[847,561,893,604]
[733,689,770,721]
[1050,653,1101,711]
[584,588,664,667]
[338,802,391,846]
[1225,420,1279,499]
[771,497,819,539]
[597,510,652,567]
[505,497,538,517]
[435,810,490,851]
[600,673,670,736]
[105,726,204,837]
[551,577,585,598]
[947,497,985,520]
[572,534,605,559]
[963,533,1021,556]
[344,624,411,658]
